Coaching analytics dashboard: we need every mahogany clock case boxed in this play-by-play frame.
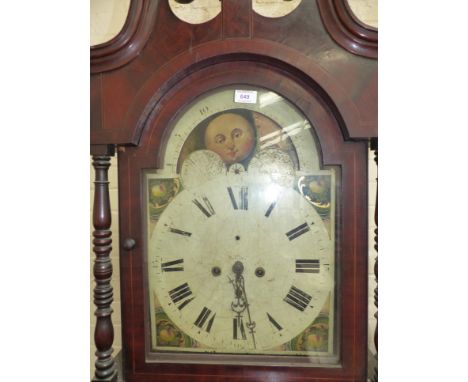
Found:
[116,61,368,381]
[90,1,377,381]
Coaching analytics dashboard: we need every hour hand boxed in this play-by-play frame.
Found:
[228,264,247,314]
[229,261,257,348]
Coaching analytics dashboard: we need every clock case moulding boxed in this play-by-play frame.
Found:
[90,1,377,382]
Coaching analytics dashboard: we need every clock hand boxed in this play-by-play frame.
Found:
[228,263,246,314]
[229,261,257,349]
[229,261,246,314]
[228,271,247,342]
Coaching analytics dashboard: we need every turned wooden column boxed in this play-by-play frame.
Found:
[92,144,117,382]
[371,138,378,382]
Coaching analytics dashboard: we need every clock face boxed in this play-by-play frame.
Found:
[145,86,339,365]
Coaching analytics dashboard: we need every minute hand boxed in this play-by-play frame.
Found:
[231,261,256,349]
[238,275,256,349]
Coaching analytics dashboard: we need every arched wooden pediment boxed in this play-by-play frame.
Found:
[317,0,378,58]
[91,0,377,146]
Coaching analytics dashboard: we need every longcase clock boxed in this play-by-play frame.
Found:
[90,1,378,381]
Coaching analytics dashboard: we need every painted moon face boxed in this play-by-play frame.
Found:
[204,113,256,165]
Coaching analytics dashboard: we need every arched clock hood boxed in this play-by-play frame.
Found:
[91,0,377,147]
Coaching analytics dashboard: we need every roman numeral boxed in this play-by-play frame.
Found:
[266,313,282,331]
[227,186,248,210]
[286,222,310,241]
[284,286,312,312]
[295,259,320,273]
[194,307,216,333]
[169,283,194,310]
[161,259,184,272]
[192,196,215,217]
[169,227,192,237]
[264,201,277,217]
[233,317,247,340]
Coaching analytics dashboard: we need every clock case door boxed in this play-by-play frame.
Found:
[117,62,368,382]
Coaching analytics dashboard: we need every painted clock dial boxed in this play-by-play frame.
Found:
[145,86,339,364]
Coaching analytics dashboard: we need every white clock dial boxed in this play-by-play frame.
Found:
[148,174,333,353]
